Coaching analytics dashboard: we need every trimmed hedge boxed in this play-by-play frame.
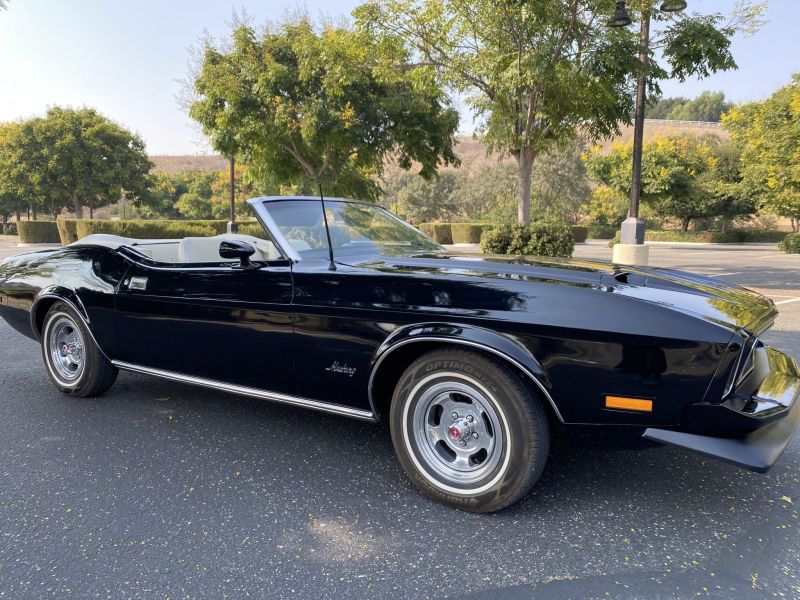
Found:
[571,225,588,243]
[480,222,575,258]
[73,219,230,241]
[587,223,618,239]
[451,223,494,244]
[18,221,60,243]
[56,219,79,245]
[609,229,790,247]
[419,223,453,245]
[779,233,800,254]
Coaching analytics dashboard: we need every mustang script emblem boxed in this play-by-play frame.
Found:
[325,361,357,377]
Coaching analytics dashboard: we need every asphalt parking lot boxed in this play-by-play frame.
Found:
[1,240,799,599]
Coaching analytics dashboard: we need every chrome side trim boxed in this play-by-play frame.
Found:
[112,360,377,422]
[30,293,112,361]
[367,337,564,423]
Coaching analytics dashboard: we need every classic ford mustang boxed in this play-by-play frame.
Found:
[1,197,799,512]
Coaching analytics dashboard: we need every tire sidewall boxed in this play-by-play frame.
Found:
[41,303,92,393]
[390,350,548,512]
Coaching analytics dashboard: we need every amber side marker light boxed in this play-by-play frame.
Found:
[605,395,653,413]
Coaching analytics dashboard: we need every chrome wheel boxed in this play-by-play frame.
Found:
[409,377,505,488]
[47,315,85,384]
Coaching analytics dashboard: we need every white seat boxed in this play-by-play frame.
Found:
[178,234,279,263]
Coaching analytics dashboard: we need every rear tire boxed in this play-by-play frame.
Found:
[389,348,549,513]
[41,302,117,397]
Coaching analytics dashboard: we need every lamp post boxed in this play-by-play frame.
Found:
[609,1,686,265]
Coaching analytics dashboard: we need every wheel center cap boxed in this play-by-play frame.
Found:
[448,418,472,441]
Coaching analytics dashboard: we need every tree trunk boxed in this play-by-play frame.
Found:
[31,205,37,220]
[516,148,535,225]
[72,192,83,219]
[26,207,30,220]
[681,217,691,231]
[15,210,20,222]
[89,206,94,219]
[792,217,798,232]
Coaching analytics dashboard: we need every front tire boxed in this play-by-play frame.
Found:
[41,302,118,397]
[390,348,549,513]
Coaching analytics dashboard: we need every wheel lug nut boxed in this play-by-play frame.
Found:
[466,415,474,422]
[472,432,479,439]
[459,440,467,447]
[451,412,459,420]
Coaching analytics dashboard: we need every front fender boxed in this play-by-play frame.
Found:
[369,322,562,422]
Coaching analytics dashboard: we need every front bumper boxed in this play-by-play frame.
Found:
[643,347,800,473]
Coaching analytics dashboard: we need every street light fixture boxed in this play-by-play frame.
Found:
[609,1,686,266]
[660,0,688,12]
[609,2,632,27]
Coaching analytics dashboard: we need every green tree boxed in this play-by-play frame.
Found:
[393,171,459,224]
[0,122,29,224]
[451,163,519,222]
[646,96,688,119]
[529,140,591,221]
[723,75,800,231]
[189,16,459,200]
[356,1,761,224]
[586,134,735,231]
[9,108,152,218]
[668,91,733,122]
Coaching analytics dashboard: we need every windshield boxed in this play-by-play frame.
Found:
[263,199,443,259]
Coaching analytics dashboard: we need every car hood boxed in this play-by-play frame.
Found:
[344,251,776,334]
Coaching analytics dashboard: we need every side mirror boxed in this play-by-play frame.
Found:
[219,240,258,270]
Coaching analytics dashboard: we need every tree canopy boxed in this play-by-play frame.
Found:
[723,74,800,231]
[189,16,459,201]
[355,0,762,224]
[1,107,152,219]
[647,91,733,121]
[585,134,752,230]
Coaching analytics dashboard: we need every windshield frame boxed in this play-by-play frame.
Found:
[247,196,443,262]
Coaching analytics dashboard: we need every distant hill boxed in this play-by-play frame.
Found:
[150,154,229,174]
[150,120,727,175]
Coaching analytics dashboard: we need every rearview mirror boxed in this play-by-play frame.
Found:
[219,240,258,270]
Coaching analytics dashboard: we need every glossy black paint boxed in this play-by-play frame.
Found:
[0,231,782,433]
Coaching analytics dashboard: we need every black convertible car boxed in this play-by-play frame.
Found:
[1,197,799,512]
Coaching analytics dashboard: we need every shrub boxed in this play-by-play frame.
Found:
[74,220,229,240]
[419,223,453,245]
[237,222,267,238]
[571,225,588,243]
[57,219,79,245]
[779,233,800,254]
[2,223,18,235]
[451,223,494,244]
[480,224,513,254]
[480,222,574,257]
[587,223,617,239]
[523,222,575,258]
[17,221,60,243]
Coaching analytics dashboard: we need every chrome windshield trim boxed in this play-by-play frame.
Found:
[247,198,302,262]
[112,360,377,422]
[367,336,563,423]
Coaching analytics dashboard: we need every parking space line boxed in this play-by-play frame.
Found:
[710,272,744,277]
[775,297,800,306]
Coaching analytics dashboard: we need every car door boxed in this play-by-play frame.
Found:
[113,252,295,395]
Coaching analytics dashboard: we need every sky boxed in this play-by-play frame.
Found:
[0,0,797,155]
